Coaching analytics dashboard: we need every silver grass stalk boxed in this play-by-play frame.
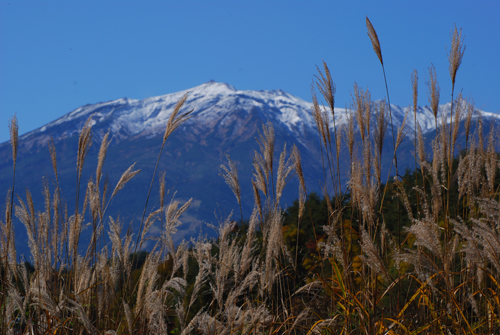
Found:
[187,241,211,313]
[41,181,51,269]
[394,180,413,222]
[219,153,242,221]
[464,98,474,150]
[4,115,18,293]
[485,125,497,193]
[427,64,440,129]
[144,290,168,334]
[363,90,371,138]
[412,70,419,186]
[7,287,24,324]
[363,134,372,187]
[373,100,388,164]
[5,225,16,280]
[359,229,390,282]
[406,217,442,261]
[175,301,186,331]
[373,100,387,182]
[349,157,363,213]
[73,255,93,302]
[139,208,162,247]
[28,282,58,318]
[335,125,342,164]
[96,131,110,187]
[291,145,306,220]
[88,179,101,223]
[9,115,18,171]
[438,116,449,182]
[51,187,60,266]
[451,93,464,157]
[322,185,333,224]
[430,139,443,219]
[251,180,263,221]
[256,121,275,194]
[163,93,193,144]
[84,216,104,261]
[275,143,294,205]
[366,17,383,65]
[477,111,484,151]
[15,195,39,268]
[212,239,235,307]
[344,109,355,162]
[68,213,83,265]
[448,25,466,91]
[394,108,409,151]
[454,217,488,287]
[123,301,133,334]
[108,216,125,266]
[163,197,192,255]
[309,319,338,335]
[76,116,93,187]
[239,207,258,279]
[373,149,381,187]
[352,82,367,142]
[182,312,226,335]
[321,109,332,148]
[224,271,260,321]
[95,248,108,319]
[168,241,186,280]
[262,208,290,294]
[48,137,59,183]
[315,61,336,114]
[252,153,268,197]
[464,199,500,273]
[182,243,189,281]
[312,91,328,148]
[68,299,99,335]
[417,123,426,171]
[159,171,166,209]
[412,69,419,140]
[110,162,141,199]
[135,251,160,316]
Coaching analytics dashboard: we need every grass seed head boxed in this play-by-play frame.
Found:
[412,69,418,115]
[366,16,383,65]
[427,64,440,121]
[448,25,465,88]
[9,114,19,170]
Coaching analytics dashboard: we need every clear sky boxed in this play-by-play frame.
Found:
[1,1,499,143]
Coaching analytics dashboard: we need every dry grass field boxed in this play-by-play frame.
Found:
[2,19,500,334]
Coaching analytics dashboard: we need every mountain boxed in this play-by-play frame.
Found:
[1,81,498,257]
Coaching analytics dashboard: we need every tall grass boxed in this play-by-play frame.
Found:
[1,19,499,335]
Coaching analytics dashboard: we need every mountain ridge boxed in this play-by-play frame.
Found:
[4,81,496,151]
[1,81,499,257]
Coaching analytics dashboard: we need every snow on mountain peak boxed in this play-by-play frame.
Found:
[18,82,316,143]
[17,81,498,145]
[114,81,319,138]
[196,80,237,94]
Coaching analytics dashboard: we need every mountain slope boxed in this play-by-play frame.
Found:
[1,81,498,257]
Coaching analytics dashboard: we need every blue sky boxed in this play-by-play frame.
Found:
[1,1,499,143]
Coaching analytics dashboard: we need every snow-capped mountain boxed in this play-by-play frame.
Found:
[13,80,494,150]
[20,81,317,147]
[1,81,497,257]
